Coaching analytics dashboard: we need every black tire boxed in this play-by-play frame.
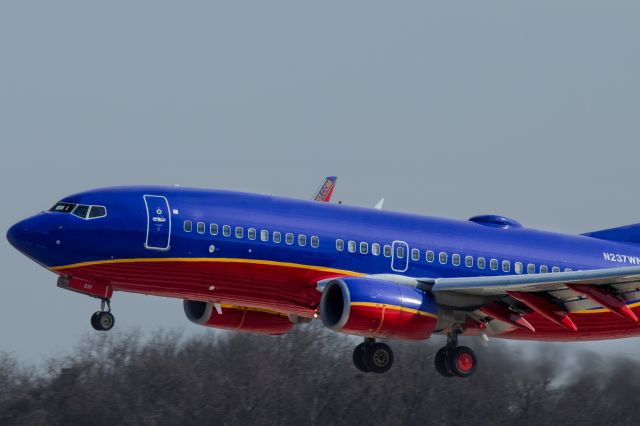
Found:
[97,312,115,331]
[364,342,394,374]
[434,347,455,377]
[90,312,100,330]
[353,343,371,373]
[448,346,477,378]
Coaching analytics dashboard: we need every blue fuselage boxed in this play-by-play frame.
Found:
[7,186,640,278]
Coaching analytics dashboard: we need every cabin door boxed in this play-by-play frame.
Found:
[143,195,172,251]
[391,240,409,272]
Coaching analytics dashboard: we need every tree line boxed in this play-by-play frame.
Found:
[0,325,637,425]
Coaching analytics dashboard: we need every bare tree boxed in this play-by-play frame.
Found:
[0,326,638,425]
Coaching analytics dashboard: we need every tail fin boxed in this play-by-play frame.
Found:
[312,176,337,202]
[582,224,640,245]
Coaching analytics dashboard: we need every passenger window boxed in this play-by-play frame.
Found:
[515,262,523,274]
[439,252,448,264]
[540,265,548,273]
[564,268,572,272]
[210,224,219,236]
[336,239,344,251]
[197,222,205,234]
[383,245,392,257]
[286,233,294,245]
[552,266,560,273]
[465,256,473,268]
[490,259,498,270]
[360,242,368,254]
[502,260,510,272]
[477,257,486,269]
[311,236,319,248]
[248,228,256,240]
[273,231,281,243]
[72,205,90,219]
[527,263,535,274]
[88,206,107,219]
[348,241,356,253]
[184,220,193,232]
[260,230,269,241]
[452,254,460,266]
[372,243,380,256]
[298,234,307,246]
[235,227,244,239]
[396,246,405,259]
[411,248,420,261]
[426,250,435,263]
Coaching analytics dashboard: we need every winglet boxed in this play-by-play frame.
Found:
[374,198,384,210]
[312,176,337,202]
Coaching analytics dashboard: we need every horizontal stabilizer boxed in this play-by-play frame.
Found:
[582,224,640,245]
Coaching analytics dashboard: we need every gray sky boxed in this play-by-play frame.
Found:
[1,1,639,362]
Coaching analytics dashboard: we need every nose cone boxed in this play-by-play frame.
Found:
[6,222,20,249]
[6,215,54,259]
[8,213,69,269]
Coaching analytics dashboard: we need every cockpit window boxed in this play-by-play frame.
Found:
[50,202,77,213]
[49,202,107,220]
[89,206,107,219]
[72,205,90,219]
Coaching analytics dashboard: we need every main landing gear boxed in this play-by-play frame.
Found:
[434,326,477,378]
[352,338,394,373]
[350,328,477,377]
[90,298,115,331]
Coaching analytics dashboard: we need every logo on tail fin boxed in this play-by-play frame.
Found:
[312,176,337,202]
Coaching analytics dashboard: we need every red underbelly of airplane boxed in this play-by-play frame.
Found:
[56,259,640,341]
[55,259,355,317]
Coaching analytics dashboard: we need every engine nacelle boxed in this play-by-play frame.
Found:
[319,277,438,340]
[183,300,293,335]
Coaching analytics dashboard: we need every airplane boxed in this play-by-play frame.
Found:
[7,183,640,378]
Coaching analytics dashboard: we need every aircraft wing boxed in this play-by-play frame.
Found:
[312,176,337,202]
[432,266,640,296]
[429,266,640,331]
[319,267,640,332]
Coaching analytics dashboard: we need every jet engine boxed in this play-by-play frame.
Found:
[183,300,293,335]
[319,277,438,340]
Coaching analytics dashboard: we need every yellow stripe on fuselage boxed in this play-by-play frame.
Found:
[51,257,364,277]
[350,302,438,319]
[220,304,290,317]
[575,300,640,314]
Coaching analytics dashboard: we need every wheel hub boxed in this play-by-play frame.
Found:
[372,349,389,367]
[456,352,474,372]
[99,313,114,329]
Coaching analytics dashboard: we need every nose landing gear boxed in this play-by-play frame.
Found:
[434,326,477,378]
[352,338,394,373]
[90,298,115,331]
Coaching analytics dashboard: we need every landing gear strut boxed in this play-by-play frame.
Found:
[90,298,115,331]
[434,325,477,378]
[352,338,394,373]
